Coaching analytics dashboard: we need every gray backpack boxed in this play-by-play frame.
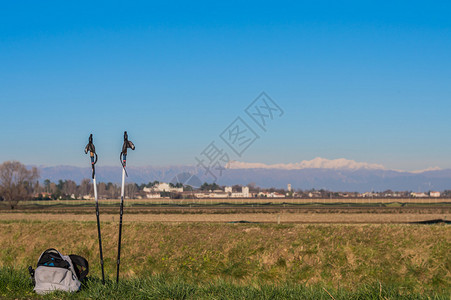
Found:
[28,248,89,295]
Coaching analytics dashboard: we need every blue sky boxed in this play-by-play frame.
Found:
[1,1,450,171]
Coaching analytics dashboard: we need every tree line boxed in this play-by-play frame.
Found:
[37,179,136,200]
[2,160,451,210]
[34,179,184,200]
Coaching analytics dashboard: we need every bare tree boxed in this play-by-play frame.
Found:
[97,182,107,199]
[62,180,77,198]
[79,178,92,199]
[34,180,43,194]
[106,182,120,199]
[43,179,51,193]
[49,182,58,195]
[125,183,138,199]
[0,161,39,209]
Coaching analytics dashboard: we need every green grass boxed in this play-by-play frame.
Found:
[1,267,449,299]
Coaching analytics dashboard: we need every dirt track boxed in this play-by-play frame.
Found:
[1,212,449,224]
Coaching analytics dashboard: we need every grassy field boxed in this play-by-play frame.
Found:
[1,267,449,299]
[0,220,450,298]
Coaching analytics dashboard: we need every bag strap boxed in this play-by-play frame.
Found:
[28,266,35,286]
[69,255,89,281]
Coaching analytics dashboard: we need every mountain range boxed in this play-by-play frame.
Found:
[34,158,451,193]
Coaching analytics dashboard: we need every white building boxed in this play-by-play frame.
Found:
[145,183,183,193]
[429,191,441,198]
[287,184,291,192]
[194,192,228,198]
[194,192,209,198]
[231,186,250,198]
[213,192,228,198]
[143,183,183,199]
[242,186,249,197]
[258,192,285,198]
[362,192,378,198]
[411,192,428,198]
[189,186,252,198]
[271,192,285,198]
[146,193,161,199]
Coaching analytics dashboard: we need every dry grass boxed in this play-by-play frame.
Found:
[1,220,449,293]
[0,212,449,223]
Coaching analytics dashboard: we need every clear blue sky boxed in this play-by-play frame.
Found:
[1,1,450,171]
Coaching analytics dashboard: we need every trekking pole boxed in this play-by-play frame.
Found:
[84,134,105,284]
[116,131,135,283]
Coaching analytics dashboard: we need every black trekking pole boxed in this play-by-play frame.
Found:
[116,131,135,283]
[84,134,105,284]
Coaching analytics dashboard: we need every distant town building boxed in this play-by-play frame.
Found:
[287,184,291,192]
[242,186,249,197]
[144,183,183,193]
[308,191,322,198]
[411,192,428,197]
[142,183,183,199]
[220,186,251,198]
[429,191,440,198]
[362,192,378,198]
[258,191,286,198]
[194,192,228,198]
[146,193,161,199]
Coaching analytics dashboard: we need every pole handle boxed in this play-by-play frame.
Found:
[85,134,98,179]
[120,131,135,177]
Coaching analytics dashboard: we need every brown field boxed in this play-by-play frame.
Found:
[1,210,449,224]
[19,197,451,206]
[1,198,450,224]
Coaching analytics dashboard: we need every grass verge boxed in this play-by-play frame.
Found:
[1,267,450,299]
